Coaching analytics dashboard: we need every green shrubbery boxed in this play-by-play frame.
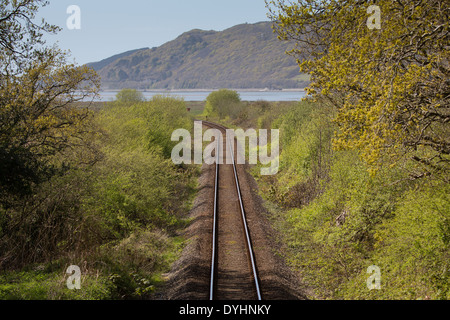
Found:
[0,92,196,299]
[261,0,449,299]
[243,98,449,300]
[183,88,449,299]
[203,89,244,120]
[115,88,145,103]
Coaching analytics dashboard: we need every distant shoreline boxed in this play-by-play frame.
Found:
[99,88,306,93]
[84,89,307,102]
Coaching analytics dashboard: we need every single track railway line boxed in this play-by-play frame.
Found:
[202,120,262,301]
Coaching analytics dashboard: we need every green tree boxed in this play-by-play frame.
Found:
[115,88,145,103]
[203,89,242,118]
[0,0,99,268]
[0,0,99,200]
[267,0,449,179]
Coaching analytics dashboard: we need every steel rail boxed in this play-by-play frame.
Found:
[226,130,262,301]
[209,130,220,300]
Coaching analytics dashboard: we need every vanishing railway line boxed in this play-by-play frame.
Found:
[202,120,262,301]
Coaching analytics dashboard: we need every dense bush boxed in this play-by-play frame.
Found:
[250,99,449,300]
[115,88,145,103]
[0,93,197,299]
[203,89,243,119]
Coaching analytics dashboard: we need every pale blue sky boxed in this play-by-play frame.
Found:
[37,0,270,65]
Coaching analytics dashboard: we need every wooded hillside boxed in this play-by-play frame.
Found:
[87,21,309,89]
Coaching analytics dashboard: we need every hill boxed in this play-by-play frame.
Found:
[87,21,308,90]
[88,48,149,71]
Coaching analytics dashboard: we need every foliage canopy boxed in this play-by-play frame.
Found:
[203,89,242,119]
[0,0,100,204]
[267,0,449,179]
[115,88,145,103]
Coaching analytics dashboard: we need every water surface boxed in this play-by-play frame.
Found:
[91,90,306,102]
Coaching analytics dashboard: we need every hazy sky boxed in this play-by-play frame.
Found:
[37,0,271,65]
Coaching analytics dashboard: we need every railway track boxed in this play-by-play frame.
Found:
[202,120,262,301]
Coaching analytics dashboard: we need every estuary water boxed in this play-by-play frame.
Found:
[91,90,306,102]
